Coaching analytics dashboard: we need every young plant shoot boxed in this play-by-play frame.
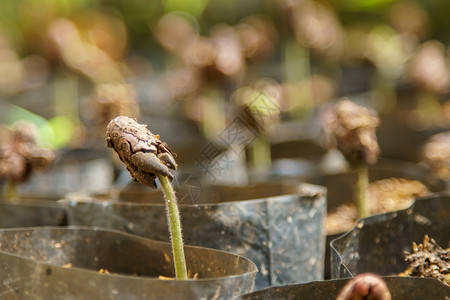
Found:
[0,122,55,201]
[322,99,381,218]
[105,116,187,280]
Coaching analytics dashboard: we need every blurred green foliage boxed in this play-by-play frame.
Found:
[0,0,449,149]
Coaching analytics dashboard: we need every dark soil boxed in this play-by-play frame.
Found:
[326,178,430,235]
[399,235,450,286]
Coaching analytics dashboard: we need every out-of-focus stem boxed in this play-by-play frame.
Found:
[5,180,18,202]
[284,41,313,119]
[251,136,271,172]
[202,88,226,141]
[157,174,188,280]
[370,71,397,113]
[356,161,370,218]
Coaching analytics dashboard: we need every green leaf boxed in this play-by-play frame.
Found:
[340,0,396,12]
[3,104,73,149]
[163,0,209,18]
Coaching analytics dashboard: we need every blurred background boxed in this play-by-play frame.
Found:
[1,0,450,197]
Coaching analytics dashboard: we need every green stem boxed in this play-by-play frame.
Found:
[5,180,18,202]
[284,40,313,119]
[251,136,271,172]
[201,87,225,140]
[156,174,188,280]
[370,71,397,113]
[356,161,370,218]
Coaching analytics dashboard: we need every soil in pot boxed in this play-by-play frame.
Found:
[62,180,327,290]
[237,275,450,300]
[330,194,450,279]
[308,158,446,236]
[399,234,450,286]
[325,177,430,235]
[305,159,447,279]
[0,226,257,299]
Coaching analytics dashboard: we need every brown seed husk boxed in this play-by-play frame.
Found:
[321,99,380,165]
[0,122,55,183]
